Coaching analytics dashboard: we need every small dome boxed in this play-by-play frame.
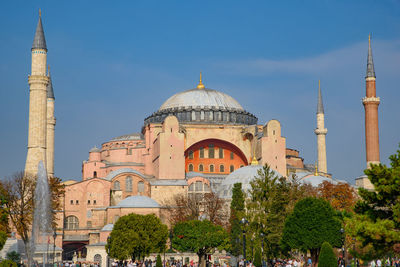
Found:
[89,146,101,153]
[159,88,244,111]
[101,223,114,231]
[115,195,160,208]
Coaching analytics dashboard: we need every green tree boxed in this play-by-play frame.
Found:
[346,145,400,256]
[318,242,336,267]
[156,254,162,267]
[172,220,228,267]
[229,183,245,256]
[281,197,342,265]
[106,213,168,261]
[6,251,21,264]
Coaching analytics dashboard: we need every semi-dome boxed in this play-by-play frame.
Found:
[114,195,160,208]
[144,74,258,126]
[159,88,244,111]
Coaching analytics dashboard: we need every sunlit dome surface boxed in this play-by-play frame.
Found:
[114,195,160,208]
[159,88,244,111]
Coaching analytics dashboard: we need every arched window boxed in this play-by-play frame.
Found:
[189,183,195,192]
[64,216,79,230]
[114,181,120,190]
[208,144,215,158]
[209,164,214,172]
[188,164,194,172]
[126,176,132,192]
[93,171,97,178]
[199,164,204,172]
[230,165,235,173]
[219,148,224,158]
[230,152,234,160]
[188,150,194,159]
[199,147,204,158]
[94,254,102,266]
[138,181,145,193]
[220,165,225,172]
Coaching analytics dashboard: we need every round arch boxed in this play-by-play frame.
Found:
[185,138,248,174]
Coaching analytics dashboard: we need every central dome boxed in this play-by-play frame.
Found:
[159,88,244,111]
[144,75,258,126]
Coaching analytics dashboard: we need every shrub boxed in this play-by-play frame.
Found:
[318,242,337,267]
[156,254,162,267]
[253,247,262,267]
[0,259,18,267]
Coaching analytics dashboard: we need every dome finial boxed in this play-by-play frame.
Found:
[251,156,258,166]
[315,161,318,176]
[197,72,205,89]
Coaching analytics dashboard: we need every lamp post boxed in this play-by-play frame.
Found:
[340,228,345,267]
[107,236,111,267]
[353,238,357,267]
[260,233,265,267]
[53,231,57,266]
[239,218,248,262]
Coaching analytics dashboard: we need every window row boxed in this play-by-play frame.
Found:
[188,146,235,160]
[70,199,97,205]
[188,181,211,192]
[113,178,145,193]
[188,164,242,173]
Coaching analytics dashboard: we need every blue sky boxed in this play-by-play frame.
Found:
[0,1,399,182]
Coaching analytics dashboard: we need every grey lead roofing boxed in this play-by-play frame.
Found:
[366,36,376,78]
[32,16,47,51]
[317,82,324,114]
[47,70,55,99]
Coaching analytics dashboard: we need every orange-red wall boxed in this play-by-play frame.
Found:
[185,139,248,174]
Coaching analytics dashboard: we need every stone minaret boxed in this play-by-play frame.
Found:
[46,66,56,177]
[314,80,328,174]
[25,11,49,175]
[363,34,380,168]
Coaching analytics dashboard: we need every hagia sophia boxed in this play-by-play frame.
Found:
[1,12,381,266]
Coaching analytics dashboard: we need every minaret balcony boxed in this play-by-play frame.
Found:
[362,97,380,105]
[314,128,327,135]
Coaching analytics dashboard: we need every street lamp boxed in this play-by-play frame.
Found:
[239,218,248,262]
[53,231,57,266]
[340,228,345,267]
[353,238,357,267]
[107,236,111,267]
[260,233,265,267]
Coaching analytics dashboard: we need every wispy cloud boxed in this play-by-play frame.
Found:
[214,40,400,76]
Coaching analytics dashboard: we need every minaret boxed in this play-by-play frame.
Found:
[25,10,49,175]
[46,66,56,177]
[314,80,328,174]
[363,34,380,168]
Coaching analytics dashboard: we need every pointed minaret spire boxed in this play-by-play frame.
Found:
[366,34,375,78]
[32,9,47,51]
[47,65,55,99]
[317,80,324,114]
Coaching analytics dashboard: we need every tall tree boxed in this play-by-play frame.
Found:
[317,181,357,212]
[172,220,228,267]
[229,183,245,257]
[164,192,227,226]
[106,213,168,261]
[346,145,400,256]
[246,166,312,258]
[281,197,342,266]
